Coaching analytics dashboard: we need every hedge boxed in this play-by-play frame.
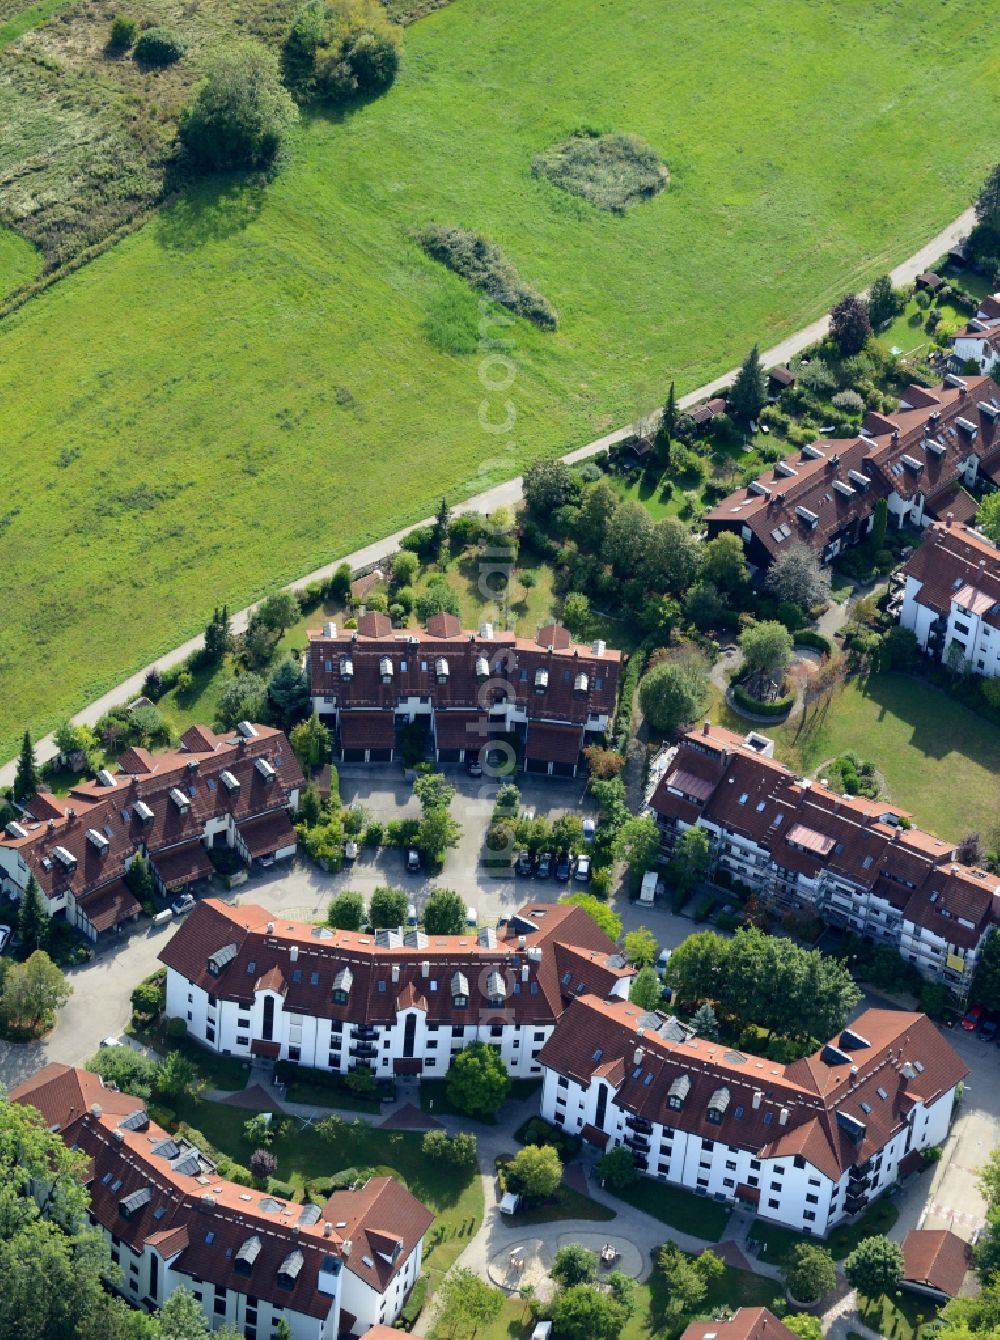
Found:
[731,683,795,717]
[793,630,832,655]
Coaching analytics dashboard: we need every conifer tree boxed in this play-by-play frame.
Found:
[13,730,38,803]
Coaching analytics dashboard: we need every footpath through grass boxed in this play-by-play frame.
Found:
[2,0,1000,760]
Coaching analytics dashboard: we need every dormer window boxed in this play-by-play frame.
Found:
[573,672,588,695]
[169,787,191,813]
[475,656,489,679]
[341,657,354,680]
[220,770,240,793]
[451,971,469,1008]
[118,1187,152,1220]
[380,657,393,684]
[207,943,238,976]
[534,668,548,694]
[486,969,506,1007]
[255,757,276,782]
[235,1235,262,1275]
[667,1073,690,1111]
[86,827,109,854]
[134,800,154,822]
[332,965,353,1005]
[278,1249,304,1289]
[706,1086,730,1124]
[53,845,77,870]
[435,657,449,684]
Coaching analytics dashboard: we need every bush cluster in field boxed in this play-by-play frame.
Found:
[532,131,667,213]
[415,224,557,329]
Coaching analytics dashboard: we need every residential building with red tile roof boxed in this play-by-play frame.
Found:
[9,1063,432,1339]
[649,723,1000,991]
[158,899,634,1080]
[682,1309,798,1340]
[539,996,966,1235]
[901,1229,973,1300]
[307,615,621,776]
[952,291,1000,380]
[705,375,1000,569]
[0,723,303,940]
[900,521,1000,678]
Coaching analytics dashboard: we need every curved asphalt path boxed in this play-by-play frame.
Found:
[0,207,975,788]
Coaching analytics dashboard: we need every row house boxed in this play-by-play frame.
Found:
[307,612,621,777]
[900,520,1000,678]
[0,723,302,940]
[538,996,966,1235]
[650,723,1000,993]
[158,899,634,1079]
[705,375,1000,569]
[952,291,1000,380]
[10,1064,433,1340]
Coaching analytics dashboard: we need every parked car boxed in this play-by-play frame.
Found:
[406,848,421,874]
[536,851,552,879]
[961,1004,984,1031]
[574,854,591,883]
[407,902,418,925]
[582,818,596,843]
[555,852,573,882]
[0,925,9,954]
[465,755,483,777]
[980,1013,999,1042]
[465,906,478,927]
[99,1036,123,1049]
[515,850,533,878]
[344,840,359,862]
[658,948,672,970]
[171,893,196,917]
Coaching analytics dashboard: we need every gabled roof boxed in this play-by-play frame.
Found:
[158,899,631,1028]
[10,1066,431,1319]
[903,522,1000,630]
[902,1229,971,1297]
[682,1309,798,1340]
[540,999,967,1181]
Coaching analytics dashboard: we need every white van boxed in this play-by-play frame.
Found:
[639,870,658,905]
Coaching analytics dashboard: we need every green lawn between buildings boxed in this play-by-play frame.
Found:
[1,0,999,761]
[715,673,1000,842]
[169,1095,483,1299]
[749,1195,899,1266]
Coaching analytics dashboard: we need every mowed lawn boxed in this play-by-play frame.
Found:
[1,0,1000,759]
[717,675,1000,841]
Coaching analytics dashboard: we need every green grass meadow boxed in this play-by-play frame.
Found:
[1,0,1000,758]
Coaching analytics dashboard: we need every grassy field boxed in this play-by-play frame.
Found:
[607,1176,731,1241]
[1,0,1000,761]
[750,1195,899,1265]
[0,224,38,296]
[715,674,1000,841]
[858,1289,941,1340]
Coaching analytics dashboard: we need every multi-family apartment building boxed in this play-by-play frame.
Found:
[539,996,966,1234]
[706,375,1000,569]
[10,1064,432,1340]
[306,612,621,776]
[900,520,1000,678]
[953,292,1000,380]
[682,1309,799,1340]
[650,723,1000,993]
[0,724,302,940]
[158,899,634,1079]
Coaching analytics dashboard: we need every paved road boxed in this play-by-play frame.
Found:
[0,208,976,789]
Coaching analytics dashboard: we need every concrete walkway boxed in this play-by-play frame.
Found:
[0,208,976,787]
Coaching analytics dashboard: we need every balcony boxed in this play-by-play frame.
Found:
[350,1044,377,1059]
[632,1155,648,1172]
[624,1133,650,1153]
[351,1025,378,1041]
[625,1116,653,1134]
[844,1193,868,1215]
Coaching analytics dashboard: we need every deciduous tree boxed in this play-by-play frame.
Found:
[667,825,712,897]
[86,1046,161,1100]
[623,926,658,966]
[765,542,831,610]
[784,1243,836,1304]
[977,493,1000,545]
[369,886,409,930]
[423,889,466,935]
[628,965,662,1010]
[523,460,582,517]
[289,715,331,770]
[1,950,71,1029]
[560,894,622,941]
[867,275,897,329]
[699,532,749,593]
[830,294,873,356]
[327,891,365,930]
[739,620,794,685]
[844,1235,904,1297]
[975,163,1000,224]
[552,1243,598,1287]
[551,1284,626,1340]
[215,673,267,730]
[603,500,654,576]
[642,518,701,593]
[180,39,298,170]
[597,1144,639,1192]
[638,652,710,735]
[446,1042,511,1119]
[508,1144,562,1200]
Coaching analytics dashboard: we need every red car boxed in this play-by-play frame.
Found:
[961,1004,984,1031]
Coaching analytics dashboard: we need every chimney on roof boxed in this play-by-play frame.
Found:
[290,945,299,962]
[392,964,400,983]
[47,820,54,832]
[703,720,710,736]
[633,1047,644,1066]
[518,935,526,950]
[946,512,954,528]
[90,1103,103,1118]
[343,1239,352,1256]
[421,960,430,978]
[292,1225,299,1237]
[521,964,529,983]
[324,1222,333,1238]
[752,1089,762,1110]
[267,922,275,934]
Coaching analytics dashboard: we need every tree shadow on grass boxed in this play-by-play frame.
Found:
[154,173,267,253]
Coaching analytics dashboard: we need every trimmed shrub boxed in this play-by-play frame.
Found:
[731,683,794,717]
[134,27,186,66]
[793,630,832,655]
